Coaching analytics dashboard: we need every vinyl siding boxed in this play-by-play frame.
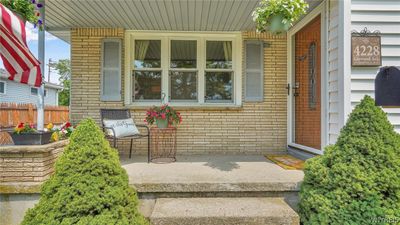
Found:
[351,0,400,132]
[0,79,59,106]
[327,0,340,144]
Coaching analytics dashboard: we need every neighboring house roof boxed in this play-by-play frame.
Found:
[0,68,63,90]
[45,0,322,43]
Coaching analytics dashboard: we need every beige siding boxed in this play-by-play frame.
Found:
[327,0,340,144]
[70,28,288,155]
[351,0,400,132]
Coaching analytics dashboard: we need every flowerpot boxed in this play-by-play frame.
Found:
[156,118,169,129]
[8,131,52,145]
[269,14,290,34]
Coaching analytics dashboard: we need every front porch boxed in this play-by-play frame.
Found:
[121,154,303,223]
[1,153,304,224]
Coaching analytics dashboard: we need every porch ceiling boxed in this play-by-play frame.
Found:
[45,0,323,43]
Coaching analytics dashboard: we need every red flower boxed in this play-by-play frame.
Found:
[17,122,24,128]
[161,113,166,119]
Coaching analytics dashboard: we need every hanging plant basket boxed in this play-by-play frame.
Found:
[9,131,53,145]
[268,14,291,33]
[252,0,309,34]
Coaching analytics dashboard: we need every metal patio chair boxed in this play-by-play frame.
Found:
[100,109,150,161]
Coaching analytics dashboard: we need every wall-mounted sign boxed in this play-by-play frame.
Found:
[351,27,381,67]
[375,66,400,107]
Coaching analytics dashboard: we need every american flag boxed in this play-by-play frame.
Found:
[0,3,42,87]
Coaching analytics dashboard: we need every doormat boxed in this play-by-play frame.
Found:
[265,155,304,170]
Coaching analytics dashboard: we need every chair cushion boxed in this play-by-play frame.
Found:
[103,118,140,138]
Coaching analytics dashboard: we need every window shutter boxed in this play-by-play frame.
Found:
[101,39,121,101]
[245,41,264,102]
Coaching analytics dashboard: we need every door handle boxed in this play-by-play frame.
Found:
[286,83,290,95]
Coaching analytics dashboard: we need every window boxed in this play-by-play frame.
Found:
[31,87,38,95]
[133,40,162,101]
[129,33,241,106]
[308,42,317,109]
[0,81,5,94]
[101,39,121,101]
[31,87,47,96]
[205,41,233,102]
[245,41,264,101]
[169,40,197,101]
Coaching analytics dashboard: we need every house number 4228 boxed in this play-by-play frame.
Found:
[353,45,380,56]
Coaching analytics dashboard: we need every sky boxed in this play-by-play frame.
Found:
[0,23,70,84]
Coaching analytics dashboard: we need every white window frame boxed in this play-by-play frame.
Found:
[101,39,122,101]
[0,81,6,95]
[124,32,242,108]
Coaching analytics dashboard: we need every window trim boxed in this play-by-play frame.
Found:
[0,81,6,95]
[125,32,242,107]
[101,38,122,102]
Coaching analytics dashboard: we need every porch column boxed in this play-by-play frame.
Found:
[37,0,45,130]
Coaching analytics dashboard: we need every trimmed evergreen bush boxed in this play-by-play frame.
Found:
[299,96,400,224]
[22,119,148,225]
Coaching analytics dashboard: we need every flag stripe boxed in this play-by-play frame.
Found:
[1,4,25,46]
[0,29,34,68]
[1,56,17,79]
[0,34,30,71]
[0,27,38,65]
[0,3,42,87]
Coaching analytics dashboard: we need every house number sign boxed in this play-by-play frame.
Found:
[351,27,382,67]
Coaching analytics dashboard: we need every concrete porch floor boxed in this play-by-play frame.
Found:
[121,155,304,220]
[121,155,304,193]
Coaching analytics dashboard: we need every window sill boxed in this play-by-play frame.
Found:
[125,103,243,111]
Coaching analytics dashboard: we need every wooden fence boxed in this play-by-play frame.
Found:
[0,103,69,144]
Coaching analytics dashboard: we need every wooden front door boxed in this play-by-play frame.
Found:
[294,15,321,150]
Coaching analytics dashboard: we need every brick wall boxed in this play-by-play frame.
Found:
[70,28,125,122]
[70,28,288,155]
[0,140,67,183]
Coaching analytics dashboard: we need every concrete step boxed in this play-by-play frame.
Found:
[149,197,300,225]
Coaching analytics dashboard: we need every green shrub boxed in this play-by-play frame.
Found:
[299,95,400,225]
[22,119,148,225]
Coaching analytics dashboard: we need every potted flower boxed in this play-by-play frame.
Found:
[0,0,44,29]
[47,122,74,142]
[9,122,52,145]
[252,0,309,34]
[145,104,182,128]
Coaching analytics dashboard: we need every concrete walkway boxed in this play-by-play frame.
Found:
[121,155,304,193]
